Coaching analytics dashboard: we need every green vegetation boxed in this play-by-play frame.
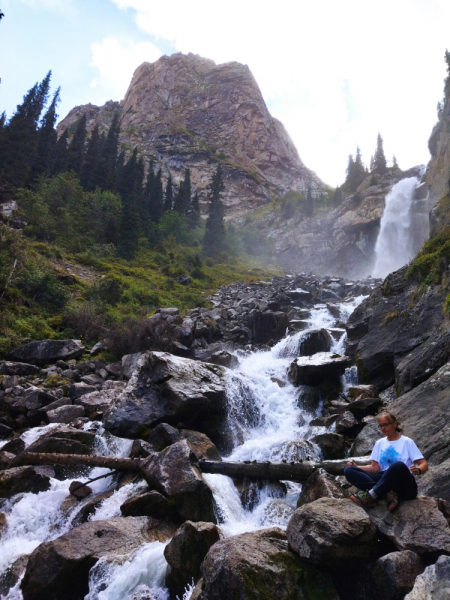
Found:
[405,228,450,284]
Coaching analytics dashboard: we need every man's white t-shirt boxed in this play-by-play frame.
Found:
[371,435,424,472]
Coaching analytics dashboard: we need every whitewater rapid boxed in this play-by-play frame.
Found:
[0,294,367,600]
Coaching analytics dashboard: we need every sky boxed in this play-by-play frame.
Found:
[0,0,449,187]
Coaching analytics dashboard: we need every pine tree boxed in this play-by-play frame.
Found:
[203,164,226,256]
[96,113,121,190]
[189,191,201,228]
[344,155,355,190]
[164,173,173,212]
[305,184,314,217]
[51,129,69,175]
[392,154,399,169]
[373,133,387,174]
[80,125,102,191]
[32,86,60,180]
[65,114,87,175]
[150,169,164,223]
[117,149,142,259]
[173,168,191,215]
[142,160,155,226]
[0,112,6,129]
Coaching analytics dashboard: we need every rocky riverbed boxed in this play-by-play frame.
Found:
[1,272,450,600]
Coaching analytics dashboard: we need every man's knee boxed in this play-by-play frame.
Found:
[388,461,410,474]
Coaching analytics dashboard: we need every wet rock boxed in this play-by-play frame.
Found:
[39,398,73,416]
[141,439,217,522]
[47,404,85,424]
[208,350,238,369]
[121,352,143,379]
[0,466,51,497]
[310,433,346,460]
[103,351,227,438]
[418,458,450,502]
[405,554,450,600]
[74,387,120,416]
[295,385,321,412]
[288,352,350,386]
[0,361,41,376]
[0,554,29,597]
[164,521,221,598]
[130,439,156,459]
[69,480,92,499]
[181,429,222,461]
[367,497,450,557]
[250,311,289,344]
[191,527,339,600]
[346,396,382,420]
[69,382,97,401]
[24,389,58,411]
[80,374,104,386]
[71,491,114,525]
[9,339,85,366]
[297,468,348,506]
[0,422,13,439]
[348,384,379,400]
[27,436,93,455]
[298,328,333,356]
[350,416,381,457]
[335,411,361,437]
[0,451,15,469]
[143,422,181,450]
[287,498,378,569]
[120,490,171,519]
[21,516,177,600]
[369,550,424,600]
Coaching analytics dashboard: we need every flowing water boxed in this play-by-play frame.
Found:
[0,293,368,600]
[372,176,421,278]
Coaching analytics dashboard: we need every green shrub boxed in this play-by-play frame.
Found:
[406,229,450,284]
[17,268,70,310]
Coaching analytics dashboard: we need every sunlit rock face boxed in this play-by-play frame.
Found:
[57,52,326,218]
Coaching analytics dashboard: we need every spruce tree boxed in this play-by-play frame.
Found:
[164,173,173,212]
[392,155,399,169]
[373,133,387,174]
[150,169,164,223]
[81,125,102,191]
[32,86,60,180]
[305,184,314,217]
[96,113,120,191]
[117,149,142,259]
[189,191,201,228]
[65,114,87,175]
[173,168,191,215]
[51,129,69,175]
[203,164,226,256]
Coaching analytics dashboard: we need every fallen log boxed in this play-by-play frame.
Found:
[199,456,371,482]
[11,452,370,483]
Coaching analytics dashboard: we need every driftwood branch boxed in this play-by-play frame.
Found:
[12,452,370,483]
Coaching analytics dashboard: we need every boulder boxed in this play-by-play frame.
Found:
[143,422,181,450]
[310,433,346,460]
[2,437,26,454]
[335,411,361,437]
[103,351,227,439]
[350,417,381,457]
[0,451,15,469]
[287,498,378,569]
[405,554,450,600]
[288,352,350,386]
[369,550,424,600]
[8,339,85,366]
[47,405,85,424]
[346,396,382,420]
[348,384,379,400]
[367,497,450,557]
[71,491,114,525]
[69,480,92,499]
[0,466,51,497]
[141,439,217,522]
[0,423,13,440]
[418,459,450,502]
[298,329,333,356]
[121,352,142,379]
[74,387,118,416]
[26,436,92,455]
[208,350,239,369]
[181,429,222,461]
[69,382,97,401]
[24,389,58,411]
[295,385,321,412]
[164,521,221,597]
[20,516,177,600]
[250,311,289,344]
[120,490,171,519]
[190,527,339,600]
[0,361,41,376]
[297,468,348,506]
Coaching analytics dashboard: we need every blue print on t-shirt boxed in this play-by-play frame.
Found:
[379,445,401,470]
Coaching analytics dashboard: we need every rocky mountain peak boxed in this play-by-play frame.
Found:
[58,52,327,217]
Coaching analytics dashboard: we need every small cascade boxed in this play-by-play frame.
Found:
[373,176,424,278]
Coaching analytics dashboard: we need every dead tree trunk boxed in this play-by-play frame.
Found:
[12,452,142,472]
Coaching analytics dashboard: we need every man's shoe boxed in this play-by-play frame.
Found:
[350,491,378,508]
[386,491,399,512]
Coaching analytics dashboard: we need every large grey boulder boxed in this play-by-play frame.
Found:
[310,433,346,460]
[164,521,221,598]
[405,555,450,600]
[120,490,171,519]
[103,351,227,438]
[191,528,339,600]
[0,361,41,376]
[0,466,51,498]
[74,385,124,416]
[8,340,85,366]
[367,497,450,557]
[250,311,289,344]
[418,458,450,502]
[288,352,350,386]
[296,329,333,357]
[141,439,217,522]
[287,497,378,569]
[369,550,424,600]
[20,516,177,600]
[350,416,380,457]
[47,405,85,424]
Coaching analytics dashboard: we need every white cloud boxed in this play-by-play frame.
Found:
[90,37,163,95]
[109,0,450,184]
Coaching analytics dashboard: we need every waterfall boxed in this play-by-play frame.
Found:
[372,176,422,278]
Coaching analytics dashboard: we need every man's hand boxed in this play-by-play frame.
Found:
[346,460,357,467]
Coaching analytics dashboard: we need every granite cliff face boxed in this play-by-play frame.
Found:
[58,53,327,218]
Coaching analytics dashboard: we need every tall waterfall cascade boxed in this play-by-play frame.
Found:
[373,172,429,278]
[0,293,369,600]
